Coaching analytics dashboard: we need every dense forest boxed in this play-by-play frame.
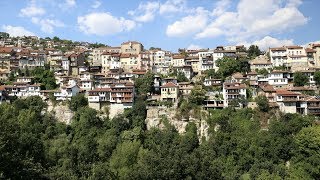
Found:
[0,94,319,179]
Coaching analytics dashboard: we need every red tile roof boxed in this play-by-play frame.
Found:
[276,89,300,96]
[285,45,303,49]
[270,47,286,51]
[89,88,111,92]
[161,82,178,88]
[260,84,276,92]
[306,48,316,53]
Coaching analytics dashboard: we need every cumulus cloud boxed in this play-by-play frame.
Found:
[78,12,136,36]
[19,1,46,17]
[195,0,308,43]
[187,44,202,50]
[128,1,159,22]
[91,0,101,9]
[2,25,35,37]
[159,0,187,15]
[166,7,209,37]
[31,17,65,34]
[60,0,76,9]
[212,0,231,16]
[241,36,294,50]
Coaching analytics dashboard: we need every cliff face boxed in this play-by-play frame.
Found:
[145,106,209,141]
[47,101,74,125]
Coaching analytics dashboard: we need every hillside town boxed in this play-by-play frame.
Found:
[0,33,320,117]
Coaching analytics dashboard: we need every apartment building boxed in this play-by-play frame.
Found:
[53,84,80,101]
[250,55,272,70]
[223,82,247,107]
[269,46,309,70]
[160,82,179,103]
[88,88,111,110]
[260,70,291,89]
[276,89,302,114]
[110,82,134,106]
[101,52,121,73]
[120,53,139,72]
[65,53,85,76]
[171,55,185,67]
[4,83,41,98]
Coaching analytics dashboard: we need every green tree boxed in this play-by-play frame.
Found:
[69,94,88,111]
[31,67,57,90]
[293,72,309,86]
[109,140,141,179]
[292,126,320,179]
[256,95,269,112]
[216,57,250,79]
[177,71,189,82]
[134,71,154,95]
[189,85,206,105]
[52,36,60,42]
[248,45,261,59]
[314,71,320,86]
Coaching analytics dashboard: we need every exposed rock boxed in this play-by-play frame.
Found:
[145,106,210,142]
[47,101,74,124]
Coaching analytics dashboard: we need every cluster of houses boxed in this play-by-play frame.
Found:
[0,35,320,116]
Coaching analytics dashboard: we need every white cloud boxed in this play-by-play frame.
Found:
[128,1,159,22]
[241,36,294,50]
[59,0,76,10]
[78,12,136,36]
[166,7,209,37]
[195,0,308,43]
[19,1,46,17]
[91,0,101,9]
[31,17,65,34]
[2,25,35,37]
[159,0,187,15]
[187,44,202,50]
[212,0,231,16]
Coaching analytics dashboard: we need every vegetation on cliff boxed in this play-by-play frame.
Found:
[0,95,319,179]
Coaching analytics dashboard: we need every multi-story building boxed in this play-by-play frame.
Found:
[65,53,85,76]
[269,45,310,70]
[110,82,134,105]
[101,52,121,74]
[276,89,302,114]
[223,82,247,107]
[88,88,111,110]
[269,47,287,67]
[160,82,179,103]
[250,55,272,70]
[53,84,80,101]
[260,70,291,89]
[4,82,41,97]
[171,55,185,67]
[120,53,139,72]
[121,41,143,55]
[203,78,222,87]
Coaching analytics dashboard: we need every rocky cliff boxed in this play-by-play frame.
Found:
[145,106,209,141]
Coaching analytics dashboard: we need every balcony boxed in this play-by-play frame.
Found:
[308,103,320,109]
[282,97,298,102]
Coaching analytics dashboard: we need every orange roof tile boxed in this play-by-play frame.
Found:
[161,82,178,88]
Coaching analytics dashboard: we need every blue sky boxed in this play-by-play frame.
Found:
[0,0,319,51]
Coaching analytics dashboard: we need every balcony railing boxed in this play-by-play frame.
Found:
[282,97,298,102]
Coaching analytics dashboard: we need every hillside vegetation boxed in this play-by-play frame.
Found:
[0,96,319,179]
